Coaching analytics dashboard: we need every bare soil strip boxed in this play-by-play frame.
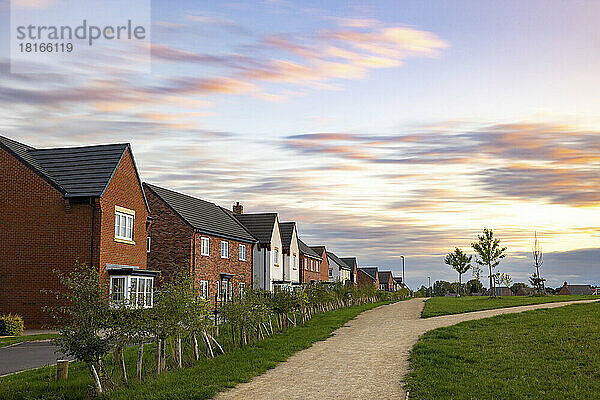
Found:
[214,298,598,400]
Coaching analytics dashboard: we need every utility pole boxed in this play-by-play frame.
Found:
[428,276,431,297]
[401,255,405,287]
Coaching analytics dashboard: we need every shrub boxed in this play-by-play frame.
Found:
[0,314,24,336]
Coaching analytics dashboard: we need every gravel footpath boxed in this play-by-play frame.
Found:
[214,298,599,400]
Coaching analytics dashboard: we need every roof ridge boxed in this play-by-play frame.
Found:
[29,142,130,151]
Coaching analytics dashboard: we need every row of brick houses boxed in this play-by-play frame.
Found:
[0,136,404,328]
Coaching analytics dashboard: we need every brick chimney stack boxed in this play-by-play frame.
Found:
[233,202,243,214]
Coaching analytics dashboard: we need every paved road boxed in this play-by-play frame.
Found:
[214,298,599,400]
[0,341,70,376]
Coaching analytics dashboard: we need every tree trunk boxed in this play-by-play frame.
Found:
[155,339,161,375]
[176,334,182,369]
[137,343,143,380]
[89,363,103,396]
[192,333,199,361]
[458,273,462,296]
[119,347,128,384]
[489,265,494,297]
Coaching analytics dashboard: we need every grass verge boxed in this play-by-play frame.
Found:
[0,301,394,400]
[406,302,600,399]
[0,334,59,348]
[421,294,597,318]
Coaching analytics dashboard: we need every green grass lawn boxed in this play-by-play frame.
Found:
[0,334,59,348]
[0,301,395,400]
[421,295,598,318]
[406,302,600,399]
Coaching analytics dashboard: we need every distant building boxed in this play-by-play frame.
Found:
[557,282,593,295]
[515,286,536,296]
[486,286,513,297]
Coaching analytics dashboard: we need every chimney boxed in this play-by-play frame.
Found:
[233,202,243,214]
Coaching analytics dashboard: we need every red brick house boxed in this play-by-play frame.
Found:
[357,267,379,287]
[341,257,358,286]
[0,135,156,328]
[309,246,331,282]
[143,184,257,304]
[378,271,395,291]
[557,282,593,295]
[298,239,322,284]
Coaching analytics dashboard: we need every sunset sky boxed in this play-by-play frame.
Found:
[1,0,599,288]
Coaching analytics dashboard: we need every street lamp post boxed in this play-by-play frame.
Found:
[400,255,405,287]
[428,276,431,297]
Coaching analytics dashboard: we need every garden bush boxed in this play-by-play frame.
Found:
[0,314,24,336]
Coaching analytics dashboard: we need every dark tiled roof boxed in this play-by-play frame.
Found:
[0,135,131,198]
[327,251,351,270]
[279,222,296,253]
[341,257,357,270]
[565,285,593,295]
[358,267,378,281]
[310,246,326,257]
[298,239,321,260]
[143,183,256,243]
[393,277,403,283]
[378,271,392,283]
[232,213,277,245]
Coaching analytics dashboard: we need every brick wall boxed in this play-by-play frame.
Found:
[192,233,253,304]
[145,186,195,284]
[0,146,149,328]
[145,186,253,303]
[99,149,149,272]
[299,254,321,283]
[317,250,330,282]
[357,269,377,287]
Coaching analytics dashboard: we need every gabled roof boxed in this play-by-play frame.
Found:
[231,213,277,245]
[298,239,321,260]
[565,285,593,295]
[393,277,403,283]
[341,257,357,269]
[279,222,296,253]
[358,267,378,281]
[310,246,326,257]
[327,251,351,270]
[378,271,392,283]
[143,183,256,243]
[0,135,138,199]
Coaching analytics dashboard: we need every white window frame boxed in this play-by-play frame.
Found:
[221,279,229,302]
[292,254,297,270]
[316,260,319,272]
[201,237,210,256]
[109,275,154,308]
[221,241,229,259]
[329,269,333,277]
[239,282,246,298]
[199,280,209,299]
[114,206,135,242]
[310,259,314,271]
[239,244,246,261]
[274,248,279,266]
[147,237,151,253]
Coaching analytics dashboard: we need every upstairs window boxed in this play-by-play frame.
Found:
[239,244,246,261]
[329,269,333,277]
[274,248,279,265]
[201,237,210,256]
[310,259,314,271]
[304,258,308,270]
[293,254,297,270]
[221,241,229,258]
[147,237,151,253]
[316,260,319,272]
[115,207,134,241]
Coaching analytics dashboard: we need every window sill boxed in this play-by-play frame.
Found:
[114,237,136,245]
[221,256,229,259]
[201,253,210,257]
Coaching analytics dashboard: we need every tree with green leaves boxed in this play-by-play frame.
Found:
[444,248,472,296]
[46,266,111,396]
[472,228,507,297]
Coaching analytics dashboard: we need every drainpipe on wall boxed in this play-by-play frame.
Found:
[263,245,267,291]
[192,232,196,291]
[89,197,96,268]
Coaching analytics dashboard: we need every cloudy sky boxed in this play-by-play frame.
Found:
[1,0,599,288]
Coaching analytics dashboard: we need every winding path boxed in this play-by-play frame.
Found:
[214,298,598,400]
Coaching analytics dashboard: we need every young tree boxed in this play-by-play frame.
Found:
[496,273,513,294]
[531,232,546,294]
[472,228,507,297]
[444,248,472,296]
[466,279,484,294]
[46,266,111,396]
